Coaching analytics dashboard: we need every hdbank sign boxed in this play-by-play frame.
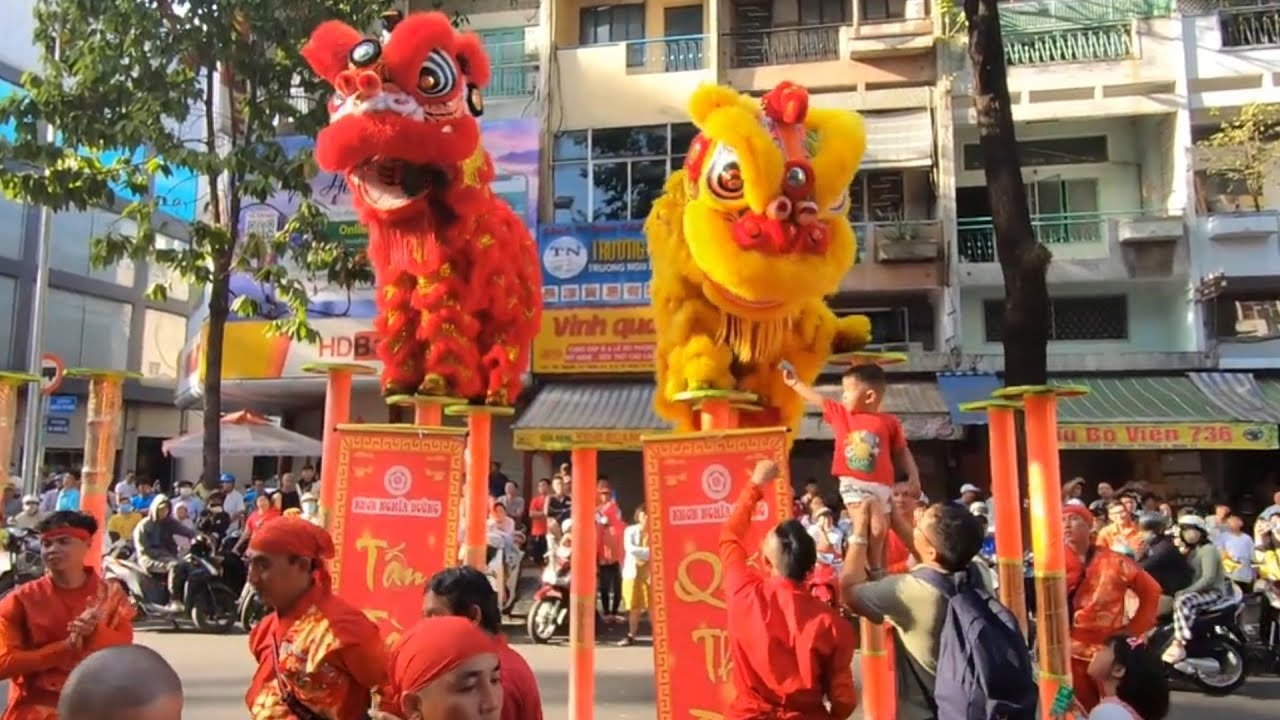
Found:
[537,221,652,308]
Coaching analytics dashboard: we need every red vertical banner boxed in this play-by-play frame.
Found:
[643,428,792,720]
[330,425,466,646]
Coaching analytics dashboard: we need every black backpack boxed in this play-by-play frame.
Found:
[907,566,1038,720]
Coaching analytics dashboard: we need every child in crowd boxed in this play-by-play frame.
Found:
[1083,635,1170,720]
[783,362,921,575]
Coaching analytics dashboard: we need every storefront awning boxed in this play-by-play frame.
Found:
[936,372,1003,425]
[513,382,669,451]
[1189,372,1280,423]
[799,382,963,442]
[1053,376,1278,450]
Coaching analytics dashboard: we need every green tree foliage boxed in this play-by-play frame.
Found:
[0,0,384,484]
[1196,102,1280,211]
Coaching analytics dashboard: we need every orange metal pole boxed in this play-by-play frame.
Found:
[464,412,492,569]
[79,372,125,568]
[568,447,598,720]
[0,375,35,497]
[699,398,736,429]
[415,402,442,426]
[989,405,1028,638]
[317,369,352,531]
[860,620,896,719]
[1024,393,1072,720]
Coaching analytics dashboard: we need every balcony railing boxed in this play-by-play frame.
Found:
[1003,24,1136,65]
[485,41,538,98]
[624,35,708,74]
[1219,4,1280,48]
[957,211,1123,263]
[722,24,841,69]
[941,0,1170,36]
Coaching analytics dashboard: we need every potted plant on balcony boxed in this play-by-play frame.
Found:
[874,213,940,262]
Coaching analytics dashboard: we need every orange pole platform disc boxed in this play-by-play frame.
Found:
[568,447,599,720]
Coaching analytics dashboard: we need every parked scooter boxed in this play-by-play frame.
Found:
[527,550,572,644]
[102,535,238,633]
[0,527,43,598]
[1148,584,1249,695]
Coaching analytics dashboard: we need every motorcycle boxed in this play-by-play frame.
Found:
[527,554,572,644]
[238,582,267,633]
[102,535,238,633]
[1242,582,1280,674]
[0,527,44,598]
[1148,584,1249,695]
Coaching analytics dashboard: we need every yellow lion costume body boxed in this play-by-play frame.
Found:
[645,81,871,433]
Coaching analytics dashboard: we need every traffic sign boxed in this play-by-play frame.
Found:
[40,353,65,395]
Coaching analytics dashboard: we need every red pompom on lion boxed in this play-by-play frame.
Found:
[302,11,541,405]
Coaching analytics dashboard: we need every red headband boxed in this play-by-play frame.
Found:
[41,527,92,542]
[1064,504,1095,528]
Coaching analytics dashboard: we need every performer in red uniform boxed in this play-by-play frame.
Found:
[0,511,133,719]
[720,460,856,719]
[244,517,392,719]
[376,616,502,720]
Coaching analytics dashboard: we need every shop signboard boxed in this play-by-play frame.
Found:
[513,427,662,451]
[1058,422,1279,450]
[538,221,651,308]
[531,306,657,374]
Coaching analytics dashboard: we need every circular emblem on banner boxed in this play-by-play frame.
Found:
[542,235,589,280]
[384,465,412,497]
[701,464,732,502]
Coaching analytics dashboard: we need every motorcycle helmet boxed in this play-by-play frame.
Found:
[1138,512,1167,535]
[1177,514,1207,531]
[219,472,236,484]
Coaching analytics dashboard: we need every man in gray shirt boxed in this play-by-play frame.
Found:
[841,501,987,720]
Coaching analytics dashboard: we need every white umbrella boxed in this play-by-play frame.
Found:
[162,411,323,458]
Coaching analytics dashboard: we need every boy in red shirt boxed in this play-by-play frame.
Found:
[784,363,921,575]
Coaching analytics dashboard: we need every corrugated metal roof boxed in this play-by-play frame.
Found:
[811,382,950,414]
[1052,377,1230,423]
[513,382,668,430]
[1189,372,1280,423]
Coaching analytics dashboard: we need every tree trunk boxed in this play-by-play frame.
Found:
[201,253,232,490]
[964,0,1050,387]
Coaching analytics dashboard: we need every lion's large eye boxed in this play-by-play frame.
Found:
[418,50,458,98]
[706,145,744,201]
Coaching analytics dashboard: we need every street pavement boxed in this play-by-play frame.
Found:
[0,623,1270,719]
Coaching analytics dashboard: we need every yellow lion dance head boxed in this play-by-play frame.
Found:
[646,81,870,433]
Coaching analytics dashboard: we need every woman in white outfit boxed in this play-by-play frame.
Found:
[618,508,650,646]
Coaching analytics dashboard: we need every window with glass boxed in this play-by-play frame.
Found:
[141,309,187,382]
[43,289,133,369]
[777,0,850,25]
[0,197,25,259]
[146,233,191,301]
[984,295,1128,342]
[579,5,645,66]
[50,209,137,286]
[476,27,536,97]
[860,0,907,21]
[551,124,696,223]
[962,136,1109,171]
[0,275,15,368]
[1026,178,1101,243]
[1214,292,1280,340]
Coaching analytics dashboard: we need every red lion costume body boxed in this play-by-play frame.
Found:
[302,12,541,405]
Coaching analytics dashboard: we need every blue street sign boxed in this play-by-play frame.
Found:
[48,395,77,414]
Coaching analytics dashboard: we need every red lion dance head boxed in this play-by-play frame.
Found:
[302,12,490,222]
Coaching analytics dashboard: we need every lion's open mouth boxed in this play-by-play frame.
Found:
[349,158,438,211]
[704,276,785,313]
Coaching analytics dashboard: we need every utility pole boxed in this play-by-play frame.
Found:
[19,38,58,496]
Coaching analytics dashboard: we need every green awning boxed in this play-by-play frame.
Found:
[1258,378,1280,410]
[1053,377,1231,423]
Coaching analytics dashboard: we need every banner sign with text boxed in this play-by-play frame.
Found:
[538,221,651,308]
[1058,422,1278,450]
[329,426,466,646]
[532,306,656,374]
[643,428,792,720]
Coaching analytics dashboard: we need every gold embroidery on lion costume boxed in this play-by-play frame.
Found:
[645,81,872,433]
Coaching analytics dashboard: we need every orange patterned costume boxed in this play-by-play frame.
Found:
[245,518,392,719]
[302,12,541,405]
[1066,546,1161,710]
[0,572,133,719]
